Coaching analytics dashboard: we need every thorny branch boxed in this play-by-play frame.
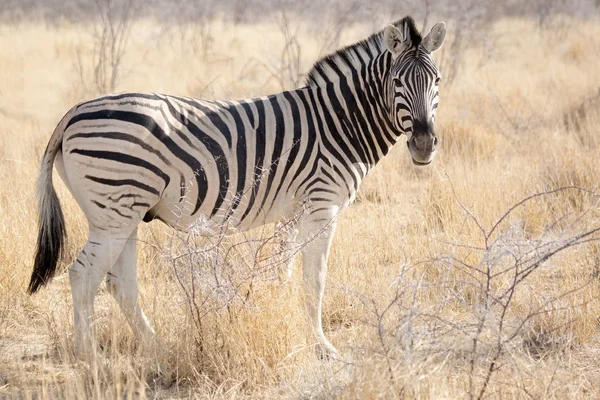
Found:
[357,182,600,398]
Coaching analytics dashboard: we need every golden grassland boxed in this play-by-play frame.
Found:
[0,16,599,398]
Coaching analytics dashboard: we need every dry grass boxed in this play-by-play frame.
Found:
[1,14,600,399]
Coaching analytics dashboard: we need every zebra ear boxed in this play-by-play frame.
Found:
[422,22,447,53]
[384,25,409,55]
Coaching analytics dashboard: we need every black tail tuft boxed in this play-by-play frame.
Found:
[28,163,66,294]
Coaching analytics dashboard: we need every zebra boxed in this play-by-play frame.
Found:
[28,16,446,359]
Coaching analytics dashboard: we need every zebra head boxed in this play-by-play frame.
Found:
[384,19,446,166]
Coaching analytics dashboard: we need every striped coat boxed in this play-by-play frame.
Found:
[29,16,447,359]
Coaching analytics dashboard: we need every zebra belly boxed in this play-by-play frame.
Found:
[147,185,305,235]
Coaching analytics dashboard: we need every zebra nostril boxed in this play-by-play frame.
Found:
[408,136,416,149]
[433,136,438,147]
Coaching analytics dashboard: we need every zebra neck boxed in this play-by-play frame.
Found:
[307,52,401,173]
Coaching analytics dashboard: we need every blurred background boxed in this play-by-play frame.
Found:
[2,0,599,23]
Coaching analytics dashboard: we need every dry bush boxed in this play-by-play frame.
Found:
[324,186,600,399]
[151,208,305,383]
[73,0,138,97]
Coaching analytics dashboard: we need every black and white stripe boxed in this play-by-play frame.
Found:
[29,16,446,358]
[55,17,441,233]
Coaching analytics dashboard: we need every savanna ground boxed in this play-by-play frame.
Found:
[0,2,600,398]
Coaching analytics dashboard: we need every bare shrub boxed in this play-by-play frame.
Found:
[163,218,299,326]
[149,197,308,378]
[346,185,600,398]
[74,0,137,96]
[170,0,216,58]
[314,0,362,58]
[437,1,498,87]
[260,7,303,91]
[92,0,137,93]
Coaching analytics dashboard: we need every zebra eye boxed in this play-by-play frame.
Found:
[435,77,441,85]
[393,78,403,88]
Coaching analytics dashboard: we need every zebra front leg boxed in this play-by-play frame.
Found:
[274,220,299,282]
[105,228,156,345]
[69,230,131,358]
[299,211,338,359]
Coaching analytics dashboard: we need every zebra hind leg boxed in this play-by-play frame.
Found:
[105,228,156,346]
[68,230,132,358]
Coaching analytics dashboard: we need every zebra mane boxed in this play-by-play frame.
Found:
[305,16,421,87]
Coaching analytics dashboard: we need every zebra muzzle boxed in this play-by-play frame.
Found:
[407,133,437,166]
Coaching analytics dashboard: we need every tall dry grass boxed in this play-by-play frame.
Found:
[0,14,599,399]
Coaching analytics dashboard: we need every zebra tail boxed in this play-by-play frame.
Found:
[28,125,67,294]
